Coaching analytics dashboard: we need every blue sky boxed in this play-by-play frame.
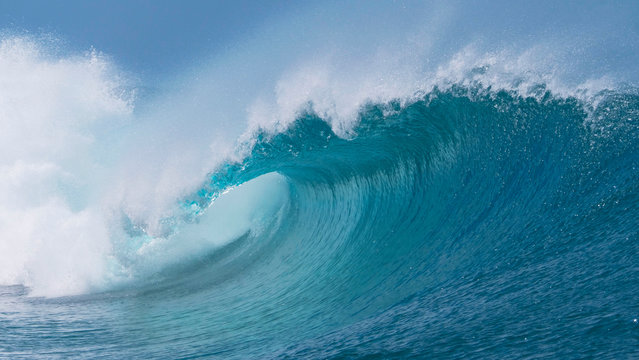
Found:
[0,0,310,78]
[2,0,638,86]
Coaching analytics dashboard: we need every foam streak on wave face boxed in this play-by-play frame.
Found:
[0,38,132,296]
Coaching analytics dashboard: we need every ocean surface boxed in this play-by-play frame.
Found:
[1,2,638,359]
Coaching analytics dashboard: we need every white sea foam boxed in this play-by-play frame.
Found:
[0,37,132,296]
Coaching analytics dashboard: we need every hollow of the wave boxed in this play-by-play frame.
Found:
[129,172,290,280]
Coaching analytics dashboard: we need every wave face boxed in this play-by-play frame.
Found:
[3,85,638,358]
[2,2,639,359]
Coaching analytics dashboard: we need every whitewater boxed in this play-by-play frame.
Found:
[1,1,638,359]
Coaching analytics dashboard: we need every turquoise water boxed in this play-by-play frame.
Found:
[2,87,638,358]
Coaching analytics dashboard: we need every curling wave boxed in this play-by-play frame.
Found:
[1,0,639,357]
[96,86,638,358]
